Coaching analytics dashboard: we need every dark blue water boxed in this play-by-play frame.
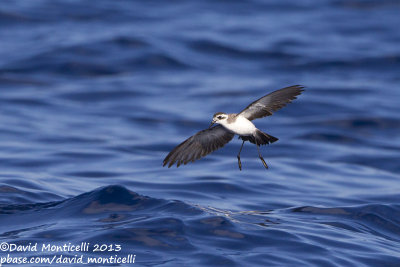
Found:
[1,0,400,266]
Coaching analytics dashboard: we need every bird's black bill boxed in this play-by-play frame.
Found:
[209,122,215,128]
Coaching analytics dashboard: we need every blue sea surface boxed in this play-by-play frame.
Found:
[1,0,400,266]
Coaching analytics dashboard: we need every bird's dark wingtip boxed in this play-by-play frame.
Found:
[289,85,305,96]
[295,85,305,91]
[162,158,168,167]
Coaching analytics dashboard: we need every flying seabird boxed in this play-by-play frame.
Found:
[163,85,304,170]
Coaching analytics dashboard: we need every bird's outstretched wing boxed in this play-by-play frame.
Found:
[238,85,304,121]
[163,125,234,168]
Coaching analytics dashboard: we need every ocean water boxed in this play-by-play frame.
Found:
[1,0,400,266]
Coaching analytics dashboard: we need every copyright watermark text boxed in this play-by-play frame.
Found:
[0,242,135,265]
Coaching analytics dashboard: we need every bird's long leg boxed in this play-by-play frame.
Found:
[237,140,245,171]
[257,145,269,169]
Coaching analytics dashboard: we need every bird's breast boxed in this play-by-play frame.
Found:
[223,116,256,136]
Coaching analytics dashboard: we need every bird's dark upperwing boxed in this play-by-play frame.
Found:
[163,125,234,168]
[238,85,304,121]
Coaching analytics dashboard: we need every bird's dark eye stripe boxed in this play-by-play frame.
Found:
[217,116,223,119]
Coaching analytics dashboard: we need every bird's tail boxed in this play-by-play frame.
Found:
[255,130,279,145]
[240,130,278,145]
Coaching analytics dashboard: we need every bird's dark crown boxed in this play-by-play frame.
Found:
[213,112,226,118]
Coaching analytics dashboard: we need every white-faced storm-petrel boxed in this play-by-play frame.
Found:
[163,85,304,170]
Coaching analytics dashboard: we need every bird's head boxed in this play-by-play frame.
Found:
[209,112,228,128]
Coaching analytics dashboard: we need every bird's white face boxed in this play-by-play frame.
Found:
[210,113,228,128]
